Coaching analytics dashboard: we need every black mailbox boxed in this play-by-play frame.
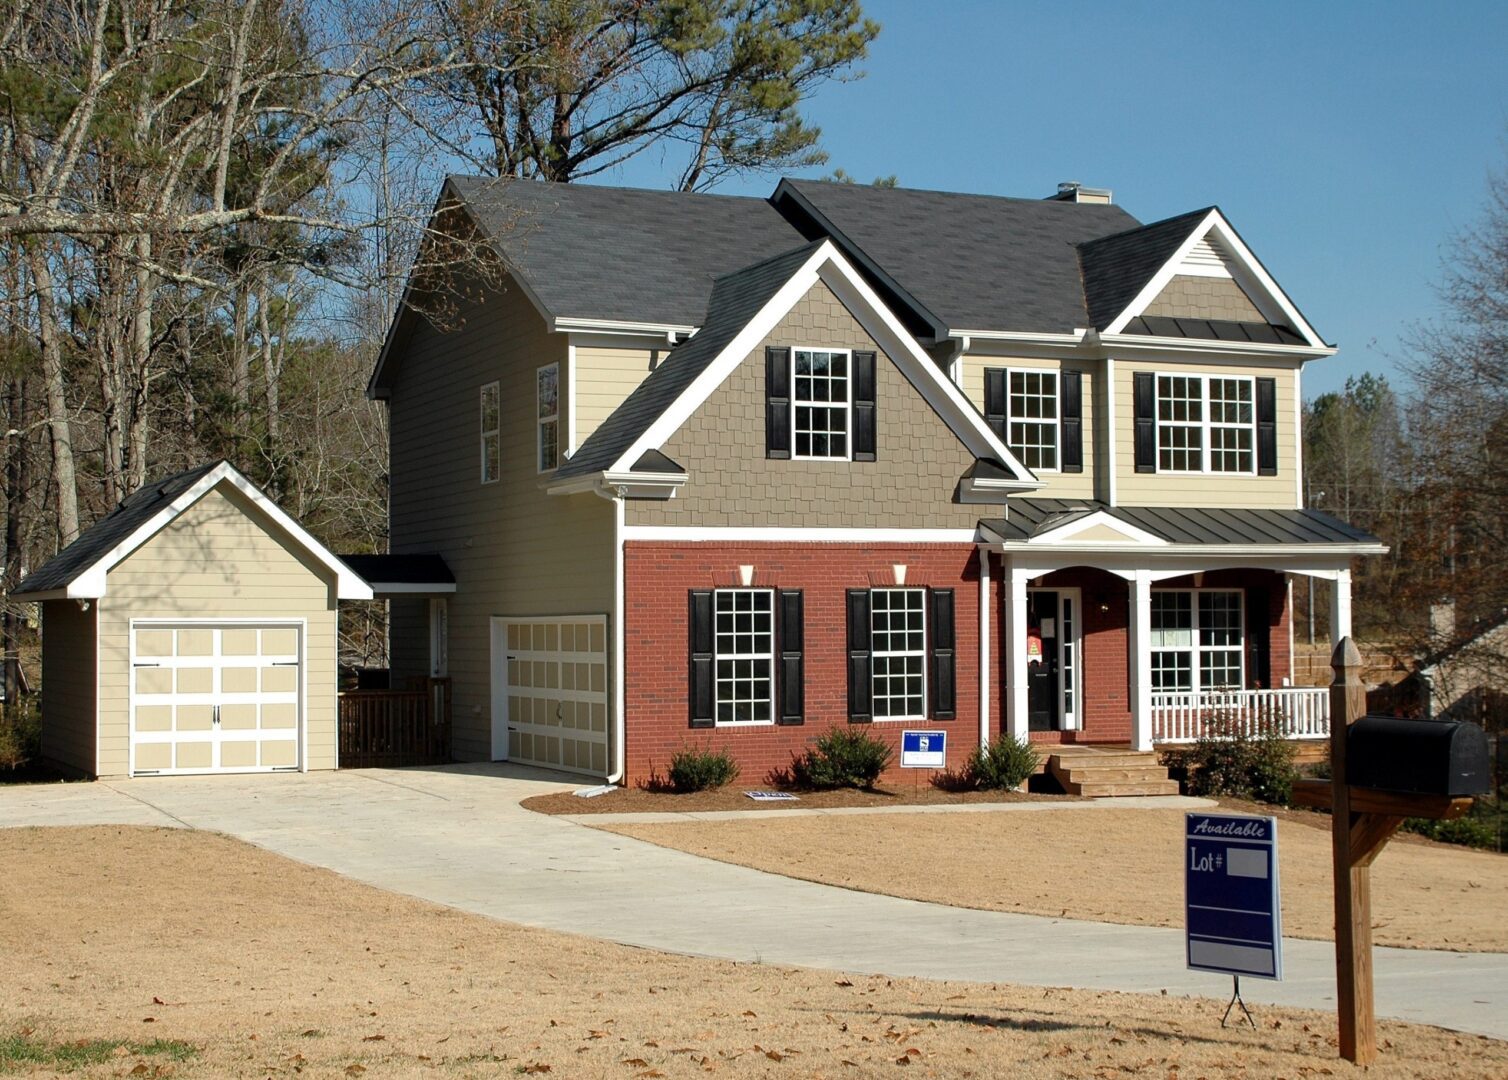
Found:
[1346,716,1491,797]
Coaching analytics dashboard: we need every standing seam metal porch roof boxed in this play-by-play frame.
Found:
[979,499,1384,547]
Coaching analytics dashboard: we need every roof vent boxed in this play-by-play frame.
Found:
[1050,181,1113,205]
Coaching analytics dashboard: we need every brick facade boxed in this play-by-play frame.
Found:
[622,542,1293,784]
[624,541,984,785]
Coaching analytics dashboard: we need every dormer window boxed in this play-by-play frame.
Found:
[792,349,850,459]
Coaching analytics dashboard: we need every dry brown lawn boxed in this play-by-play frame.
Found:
[2,826,1504,1078]
[596,803,1508,953]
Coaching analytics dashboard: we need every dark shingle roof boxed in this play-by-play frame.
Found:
[554,241,826,480]
[338,553,454,587]
[448,176,804,328]
[15,462,222,595]
[980,499,1383,547]
[1076,208,1211,330]
[772,179,1141,335]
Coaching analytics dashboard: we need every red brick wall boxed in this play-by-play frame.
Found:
[624,541,983,785]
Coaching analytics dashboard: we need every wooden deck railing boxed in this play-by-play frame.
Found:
[1152,686,1330,744]
[338,677,451,768]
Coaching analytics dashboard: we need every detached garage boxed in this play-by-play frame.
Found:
[15,460,372,778]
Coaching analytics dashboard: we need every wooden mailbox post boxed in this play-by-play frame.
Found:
[1290,638,1480,1065]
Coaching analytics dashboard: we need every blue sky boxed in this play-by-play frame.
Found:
[607,0,1508,399]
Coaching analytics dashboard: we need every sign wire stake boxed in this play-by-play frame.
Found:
[1221,975,1256,1029]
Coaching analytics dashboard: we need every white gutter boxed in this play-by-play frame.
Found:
[602,483,628,785]
[977,544,991,751]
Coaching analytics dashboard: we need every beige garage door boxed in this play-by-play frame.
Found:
[495,616,608,775]
[131,622,301,775]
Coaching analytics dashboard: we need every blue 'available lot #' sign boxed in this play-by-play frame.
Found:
[1185,813,1283,980]
[900,730,946,768]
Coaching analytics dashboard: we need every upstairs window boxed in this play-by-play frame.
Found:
[1154,374,1255,474]
[984,367,1082,473]
[1136,371,1275,476]
[537,363,559,472]
[1008,370,1059,470]
[792,348,850,459]
[479,381,500,483]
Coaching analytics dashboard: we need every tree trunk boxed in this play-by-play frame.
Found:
[25,243,80,546]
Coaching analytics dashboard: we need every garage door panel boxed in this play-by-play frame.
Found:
[495,616,608,776]
[131,622,302,776]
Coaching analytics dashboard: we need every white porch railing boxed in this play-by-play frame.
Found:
[1152,687,1330,744]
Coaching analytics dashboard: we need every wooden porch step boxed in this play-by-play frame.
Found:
[1047,749,1179,798]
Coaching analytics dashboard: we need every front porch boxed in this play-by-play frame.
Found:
[976,500,1384,752]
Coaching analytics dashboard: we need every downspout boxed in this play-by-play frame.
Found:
[943,335,971,387]
[977,544,991,750]
[606,485,627,784]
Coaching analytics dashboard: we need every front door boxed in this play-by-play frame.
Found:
[1027,591,1060,730]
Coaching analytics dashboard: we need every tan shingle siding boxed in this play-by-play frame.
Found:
[1144,275,1265,323]
[629,279,986,529]
[95,484,340,776]
[387,271,614,760]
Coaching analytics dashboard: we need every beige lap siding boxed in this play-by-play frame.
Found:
[631,279,988,529]
[94,484,340,777]
[1113,359,1300,509]
[574,345,660,450]
[39,599,99,776]
[386,270,614,761]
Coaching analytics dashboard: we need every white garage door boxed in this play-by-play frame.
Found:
[131,622,302,775]
[492,616,608,775]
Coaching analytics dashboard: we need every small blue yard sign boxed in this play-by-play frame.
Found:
[1185,813,1283,980]
[900,730,946,769]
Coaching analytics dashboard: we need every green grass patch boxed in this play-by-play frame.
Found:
[0,1032,197,1072]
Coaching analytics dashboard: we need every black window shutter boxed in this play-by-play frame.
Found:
[1060,369,1083,473]
[776,590,804,725]
[1133,371,1156,473]
[766,346,791,459]
[846,589,872,723]
[984,368,1007,440]
[688,590,715,727]
[852,350,877,461]
[1244,587,1270,689]
[929,589,956,721]
[1255,376,1278,476]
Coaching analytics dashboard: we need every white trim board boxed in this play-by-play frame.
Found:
[622,526,980,543]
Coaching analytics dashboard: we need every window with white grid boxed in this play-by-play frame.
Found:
[1207,378,1254,473]
[1150,590,1244,694]
[792,349,849,459]
[537,363,559,472]
[1157,375,1203,472]
[1008,370,1058,470]
[714,590,773,725]
[871,588,926,720]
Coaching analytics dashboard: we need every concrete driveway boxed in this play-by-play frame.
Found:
[3,764,1505,1040]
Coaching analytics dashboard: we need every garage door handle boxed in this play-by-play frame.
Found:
[272,661,298,667]
[213,705,221,727]
[133,661,161,667]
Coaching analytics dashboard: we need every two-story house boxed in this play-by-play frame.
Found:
[370,178,1384,786]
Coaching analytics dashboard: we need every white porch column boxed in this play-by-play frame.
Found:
[978,548,992,750]
[1129,569,1154,751]
[1003,563,1031,741]
[1330,566,1353,644]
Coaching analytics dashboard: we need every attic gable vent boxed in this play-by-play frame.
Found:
[1177,234,1233,278]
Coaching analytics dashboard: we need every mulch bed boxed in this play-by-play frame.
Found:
[523,783,1084,815]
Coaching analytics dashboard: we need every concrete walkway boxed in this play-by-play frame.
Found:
[3,765,1505,1041]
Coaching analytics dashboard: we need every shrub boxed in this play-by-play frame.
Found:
[665,745,740,793]
[0,704,40,770]
[965,735,1040,791]
[1161,712,1297,805]
[1401,815,1498,850]
[789,727,892,790]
